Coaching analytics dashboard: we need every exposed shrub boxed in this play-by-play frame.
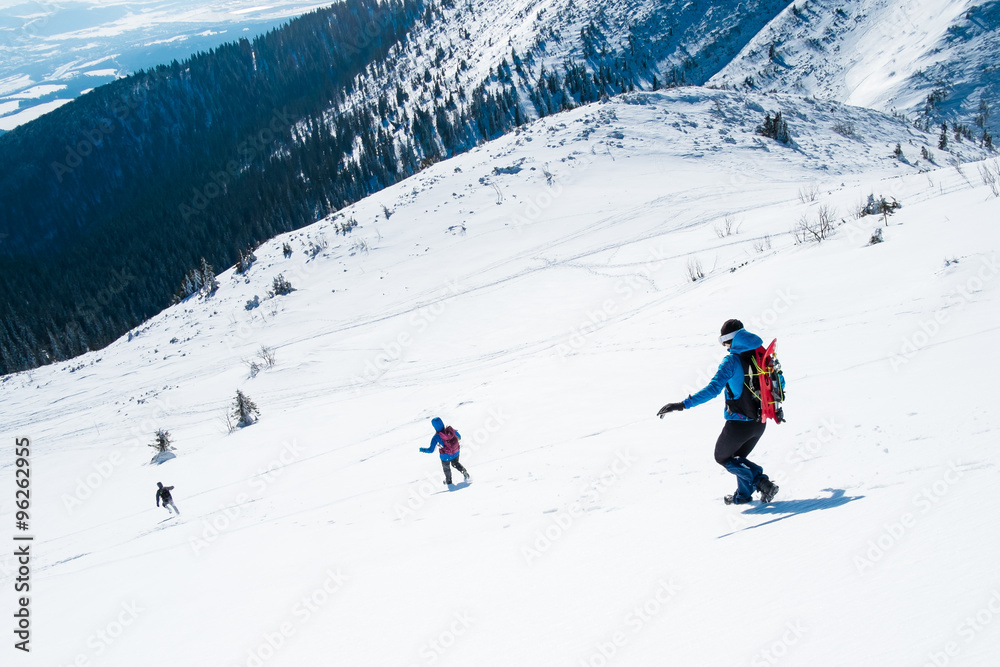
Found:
[832,121,856,138]
[714,214,742,238]
[798,184,820,203]
[794,204,837,243]
[270,274,294,296]
[860,194,902,220]
[686,257,705,282]
[758,111,791,144]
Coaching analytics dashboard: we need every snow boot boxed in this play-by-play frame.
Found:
[758,478,779,503]
[724,494,753,505]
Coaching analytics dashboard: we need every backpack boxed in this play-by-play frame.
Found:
[438,427,460,456]
[725,339,786,423]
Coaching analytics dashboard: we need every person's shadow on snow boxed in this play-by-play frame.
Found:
[718,488,863,538]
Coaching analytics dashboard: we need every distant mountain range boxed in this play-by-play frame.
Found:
[0,0,329,131]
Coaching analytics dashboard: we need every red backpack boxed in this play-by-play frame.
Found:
[438,427,460,455]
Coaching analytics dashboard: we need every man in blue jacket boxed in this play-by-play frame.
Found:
[421,417,471,486]
[658,319,779,505]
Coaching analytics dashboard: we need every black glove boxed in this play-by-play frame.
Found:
[657,402,685,418]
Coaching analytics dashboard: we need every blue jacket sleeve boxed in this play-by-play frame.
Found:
[420,434,441,453]
[683,355,740,409]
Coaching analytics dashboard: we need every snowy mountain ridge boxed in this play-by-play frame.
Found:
[709,0,1000,135]
[331,0,1000,143]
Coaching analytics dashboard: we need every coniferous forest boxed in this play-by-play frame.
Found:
[0,0,790,375]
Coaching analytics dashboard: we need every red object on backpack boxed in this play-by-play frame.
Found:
[438,427,460,456]
[754,339,785,424]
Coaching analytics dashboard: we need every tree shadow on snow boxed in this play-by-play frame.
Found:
[717,488,864,539]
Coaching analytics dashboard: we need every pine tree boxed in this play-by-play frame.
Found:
[758,112,790,144]
[199,257,219,296]
[150,429,173,454]
[233,390,260,427]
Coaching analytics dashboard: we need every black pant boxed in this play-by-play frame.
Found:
[715,420,767,500]
[714,420,766,466]
[441,456,468,483]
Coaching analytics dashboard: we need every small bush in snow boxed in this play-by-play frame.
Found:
[232,390,259,428]
[714,214,742,238]
[798,184,820,203]
[335,219,358,236]
[757,111,791,144]
[860,194,902,221]
[868,228,884,245]
[686,257,705,282]
[258,345,276,368]
[752,235,773,254]
[244,345,276,379]
[979,160,1000,197]
[270,274,294,296]
[350,238,370,255]
[306,233,329,258]
[245,295,260,311]
[833,121,857,139]
[794,204,837,243]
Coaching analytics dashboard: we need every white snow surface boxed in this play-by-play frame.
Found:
[2,88,1000,666]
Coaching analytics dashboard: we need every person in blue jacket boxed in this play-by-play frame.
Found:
[421,417,471,486]
[658,319,780,505]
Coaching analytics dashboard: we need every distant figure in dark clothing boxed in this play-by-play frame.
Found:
[421,417,471,486]
[156,482,180,515]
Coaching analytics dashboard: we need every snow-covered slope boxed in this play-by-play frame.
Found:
[3,88,999,665]
[709,0,1000,134]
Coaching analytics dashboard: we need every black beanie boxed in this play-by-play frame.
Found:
[720,319,744,336]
